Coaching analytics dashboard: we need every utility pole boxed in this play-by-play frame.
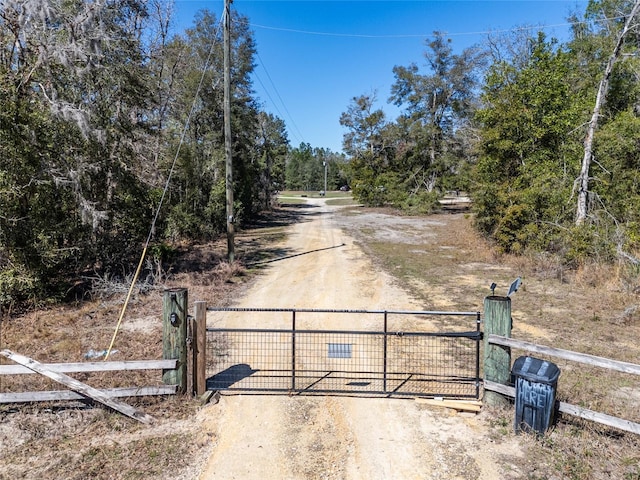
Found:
[323,160,327,195]
[223,0,235,262]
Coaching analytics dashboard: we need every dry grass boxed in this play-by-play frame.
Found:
[0,397,205,480]
[336,207,640,480]
[0,224,288,480]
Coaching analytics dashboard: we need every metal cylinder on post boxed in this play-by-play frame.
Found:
[483,295,512,407]
[162,288,188,394]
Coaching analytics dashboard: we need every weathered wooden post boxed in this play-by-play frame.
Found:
[163,288,188,394]
[483,295,512,407]
[192,301,207,396]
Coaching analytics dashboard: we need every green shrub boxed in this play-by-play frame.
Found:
[493,204,533,254]
[398,190,439,215]
[0,267,39,310]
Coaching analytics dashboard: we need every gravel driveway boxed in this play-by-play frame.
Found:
[198,197,525,480]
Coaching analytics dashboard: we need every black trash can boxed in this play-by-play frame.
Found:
[512,356,560,434]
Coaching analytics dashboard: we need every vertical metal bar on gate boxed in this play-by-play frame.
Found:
[475,311,481,399]
[383,311,388,393]
[292,310,296,392]
[205,306,483,397]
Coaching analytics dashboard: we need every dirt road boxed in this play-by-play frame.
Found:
[198,198,524,480]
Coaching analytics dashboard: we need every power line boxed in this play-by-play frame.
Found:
[239,15,626,40]
[254,51,306,145]
[253,70,304,145]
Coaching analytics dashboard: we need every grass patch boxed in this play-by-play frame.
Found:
[325,197,357,206]
[277,196,307,205]
[276,191,355,206]
[279,190,352,199]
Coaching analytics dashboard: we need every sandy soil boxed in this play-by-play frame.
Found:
[198,198,524,480]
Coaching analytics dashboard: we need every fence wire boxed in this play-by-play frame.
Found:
[206,309,481,399]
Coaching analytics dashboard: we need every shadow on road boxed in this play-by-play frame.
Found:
[243,204,325,230]
[240,204,334,268]
[207,363,256,390]
[245,243,346,267]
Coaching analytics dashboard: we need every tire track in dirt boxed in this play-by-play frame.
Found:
[199,198,524,479]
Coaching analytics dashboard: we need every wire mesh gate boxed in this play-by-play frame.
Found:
[205,308,482,399]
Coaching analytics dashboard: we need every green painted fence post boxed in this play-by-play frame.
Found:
[163,288,188,394]
[484,295,512,407]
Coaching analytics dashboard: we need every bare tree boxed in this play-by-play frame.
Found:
[575,0,640,224]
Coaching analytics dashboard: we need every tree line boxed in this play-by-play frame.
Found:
[0,1,310,309]
[340,0,640,269]
[2,0,639,309]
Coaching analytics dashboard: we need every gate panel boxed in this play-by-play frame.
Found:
[206,308,481,399]
[386,333,480,397]
[207,330,292,391]
[293,331,384,394]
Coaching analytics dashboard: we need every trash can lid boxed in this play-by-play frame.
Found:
[512,356,560,384]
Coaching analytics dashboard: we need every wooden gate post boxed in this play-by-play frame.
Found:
[483,295,512,407]
[163,288,188,394]
[192,301,207,396]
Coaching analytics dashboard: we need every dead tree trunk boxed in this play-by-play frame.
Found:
[576,0,640,225]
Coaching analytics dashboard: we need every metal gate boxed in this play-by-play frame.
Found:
[205,308,482,399]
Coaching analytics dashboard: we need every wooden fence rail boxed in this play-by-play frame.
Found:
[1,386,178,404]
[0,359,177,375]
[0,359,178,404]
[0,352,178,424]
[487,334,640,376]
[0,287,195,423]
[485,334,640,435]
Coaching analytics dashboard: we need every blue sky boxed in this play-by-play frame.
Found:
[172,1,589,153]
